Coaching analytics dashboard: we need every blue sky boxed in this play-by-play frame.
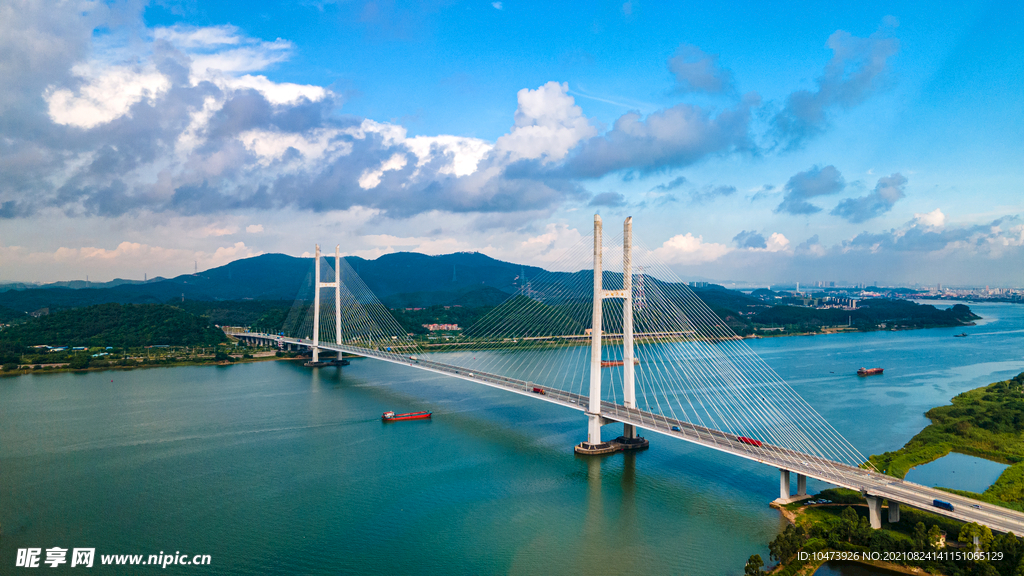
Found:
[0,0,1021,285]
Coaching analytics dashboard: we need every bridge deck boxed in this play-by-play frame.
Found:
[239,333,1024,534]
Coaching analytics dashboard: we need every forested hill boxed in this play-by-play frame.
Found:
[0,303,226,347]
[0,252,541,313]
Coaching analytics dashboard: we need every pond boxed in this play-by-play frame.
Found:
[904,451,1009,493]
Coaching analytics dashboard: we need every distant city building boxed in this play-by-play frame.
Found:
[422,323,461,331]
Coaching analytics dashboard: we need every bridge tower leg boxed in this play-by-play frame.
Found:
[586,215,605,448]
[622,216,636,440]
[335,245,343,361]
[779,469,790,500]
[312,244,321,364]
[797,473,806,497]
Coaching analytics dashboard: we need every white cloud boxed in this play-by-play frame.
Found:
[765,232,790,252]
[914,208,945,228]
[239,128,351,167]
[494,81,597,163]
[46,64,170,128]
[491,1,503,9]
[358,153,409,189]
[0,240,261,282]
[651,233,731,265]
[209,74,328,106]
[200,224,238,237]
[405,135,492,176]
[246,224,264,233]
[153,24,244,49]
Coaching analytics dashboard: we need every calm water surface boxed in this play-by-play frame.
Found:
[1,301,1022,575]
[905,452,1009,493]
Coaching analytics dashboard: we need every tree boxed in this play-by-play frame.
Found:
[959,522,994,552]
[744,554,764,576]
[769,524,805,563]
[913,521,929,550]
[994,532,1021,570]
[840,506,859,541]
[928,525,943,549]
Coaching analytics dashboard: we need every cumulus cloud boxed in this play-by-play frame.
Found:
[914,208,945,228]
[651,233,731,265]
[733,230,790,251]
[668,44,734,94]
[831,172,906,223]
[563,92,760,178]
[246,224,263,233]
[775,165,845,215]
[733,230,766,249]
[773,19,900,148]
[0,17,599,223]
[494,81,597,163]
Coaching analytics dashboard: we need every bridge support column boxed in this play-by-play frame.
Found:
[888,501,900,523]
[577,215,610,456]
[335,245,343,361]
[312,244,321,364]
[780,469,790,500]
[866,496,882,529]
[797,474,806,497]
[622,216,636,441]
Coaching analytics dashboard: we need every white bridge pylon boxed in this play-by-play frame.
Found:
[311,244,343,364]
[585,215,640,450]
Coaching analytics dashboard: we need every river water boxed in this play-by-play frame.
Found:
[1,302,1022,575]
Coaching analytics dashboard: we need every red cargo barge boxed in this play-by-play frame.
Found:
[857,367,884,376]
[382,411,432,421]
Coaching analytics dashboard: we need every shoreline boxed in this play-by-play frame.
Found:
[0,352,303,377]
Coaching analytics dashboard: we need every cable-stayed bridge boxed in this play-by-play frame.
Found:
[237,216,1024,535]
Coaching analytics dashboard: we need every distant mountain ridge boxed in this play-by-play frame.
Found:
[0,252,554,313]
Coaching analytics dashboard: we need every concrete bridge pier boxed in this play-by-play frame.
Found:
[774,469,810,504]
[888,501,900,523]
[866,496,882,529]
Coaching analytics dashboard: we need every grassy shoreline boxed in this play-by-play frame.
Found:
[0,350,302,377]
[868,371,1024,511]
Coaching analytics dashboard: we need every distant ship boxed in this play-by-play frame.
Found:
[857,367,884,376]
[382,411,432,422]
[954,333,968,338]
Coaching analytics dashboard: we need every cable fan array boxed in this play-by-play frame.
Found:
[281,255,418,358]
[280,236,871,476]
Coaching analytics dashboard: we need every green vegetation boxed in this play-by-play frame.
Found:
[173,300,293,330]
[869,372,1024,507]
[764,497,1024,576]
[0,303,226,348]
[750,300,979,335]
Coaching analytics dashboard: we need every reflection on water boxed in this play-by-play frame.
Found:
[905,452,1009,493]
